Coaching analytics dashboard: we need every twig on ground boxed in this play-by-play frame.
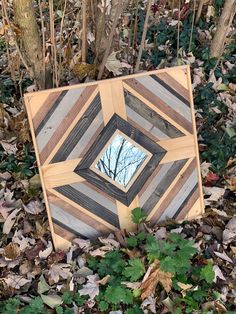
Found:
[177,0,181,59]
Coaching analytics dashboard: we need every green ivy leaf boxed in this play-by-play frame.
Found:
[127,236,138,248]
[200,262,215,284]
[125,305,143,314]
[131,207,147,224]
[104,285,133,305]
[98,300,109,311]
[62,292,73,305]
[123,258,145,281]
[146,238,160,262]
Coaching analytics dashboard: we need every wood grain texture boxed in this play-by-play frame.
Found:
[124,78,193,133]
[125,90,184,139]
[24,65,204,250]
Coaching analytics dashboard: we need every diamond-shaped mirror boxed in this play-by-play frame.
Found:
[95,134,148,188]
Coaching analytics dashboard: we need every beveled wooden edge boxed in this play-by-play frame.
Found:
[90,129,152,192]
[186,67,205,216]
[75,114,167,206]
[24,96,58,249]
[24,65,190,97]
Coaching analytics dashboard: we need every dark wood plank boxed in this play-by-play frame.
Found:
[142,159,187,215]
[55,185,120,228]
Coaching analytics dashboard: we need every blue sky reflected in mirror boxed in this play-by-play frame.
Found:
[95,134,147,188]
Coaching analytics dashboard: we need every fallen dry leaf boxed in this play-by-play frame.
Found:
[214,251,233,263]
[4,274,31,289]
[39,241,53,259]
[203,187,225,205]
[213,265,226,282]
[23,200,44,215]
[3,242,20,260]
[79,274,100,300]
[3,208,21,234]
[141,260,172,300]
[48,264,72,283]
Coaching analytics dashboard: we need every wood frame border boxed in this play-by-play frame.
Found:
[74,114,166,206]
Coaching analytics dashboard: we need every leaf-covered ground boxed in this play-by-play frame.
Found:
[0,1,236,313]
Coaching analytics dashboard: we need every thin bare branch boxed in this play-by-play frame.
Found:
[189,0,196,52]
[195,0,205,25]
[38,0,46,86]
[97,0,123,80]
[82,0,87,63]
[2,0,31,75]
[134,0,153,73]
[58,0,68,85]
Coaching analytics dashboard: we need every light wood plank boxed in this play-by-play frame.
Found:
[116,195,139,232]
[110,80,127,119]
[168,68,188,89]
[160,146,195,164]
[26,92,51,118]
[158,136,195,164]
[99,82,115,124]
[186,67,205,215]
[42,159,84,189]
[158,135,194,150]
[53,233,71,251]
[184,198,203,220]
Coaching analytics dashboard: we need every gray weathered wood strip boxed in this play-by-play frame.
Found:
[55,185,120,227]
[159,169,198,221]
[37,88,85,152]
[67,111,104,160]
[50,203,100,238]
[141,159,187,214]
[50,93,102,163]
[70,182,117,214]
[136,76,192,121]
[125,90,184,138]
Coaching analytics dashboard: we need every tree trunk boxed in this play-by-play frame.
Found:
[13,0,51,89]
[210,0,236,58]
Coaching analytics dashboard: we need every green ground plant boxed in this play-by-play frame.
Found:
[0,208,221,314]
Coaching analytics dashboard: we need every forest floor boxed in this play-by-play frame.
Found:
[0,1,236,313]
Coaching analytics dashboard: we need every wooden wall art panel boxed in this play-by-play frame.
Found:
[24,65,204,250]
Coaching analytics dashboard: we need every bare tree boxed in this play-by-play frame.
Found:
[13,0,51,89]
[210,0,236,58]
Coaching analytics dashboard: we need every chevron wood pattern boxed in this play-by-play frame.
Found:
[24,65,204,250]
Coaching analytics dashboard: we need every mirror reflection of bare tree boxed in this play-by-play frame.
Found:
[95,134,147,188]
